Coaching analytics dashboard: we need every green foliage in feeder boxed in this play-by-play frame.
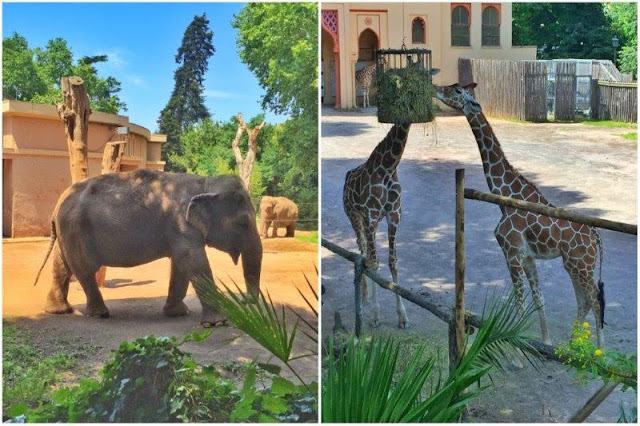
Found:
[375,66,435,124]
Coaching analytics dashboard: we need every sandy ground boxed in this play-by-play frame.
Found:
[3,230,318,384]
[321,108,637,422]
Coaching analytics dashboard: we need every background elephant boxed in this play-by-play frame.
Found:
[260,196,299,238]
[33,169,263,326]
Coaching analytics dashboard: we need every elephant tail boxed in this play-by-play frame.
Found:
[33,220,57,286]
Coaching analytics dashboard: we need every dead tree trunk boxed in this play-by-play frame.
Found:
[231,113,266,193]
[101,141,127,174]
[57,76,91,183]
[57,77,110,286]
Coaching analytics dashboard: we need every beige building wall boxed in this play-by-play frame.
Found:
[2,100,167,237]
[322,2,537,108]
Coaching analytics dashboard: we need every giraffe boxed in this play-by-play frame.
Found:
[435,83,606,348]
[355,62,376,108]
[343,123,411,328]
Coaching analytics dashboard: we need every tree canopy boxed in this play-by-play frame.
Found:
[232,3,318,118]
[2,32,126,113]
[157,14,215,171]
[604,2,637,77]
[513,3,615,60]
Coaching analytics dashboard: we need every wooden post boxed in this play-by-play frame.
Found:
[454,169,466,362]
[568,381,619,422]
[353,257,364,338]
[232,113,266,193]
[57,76,91,183]
[101,141,127,174]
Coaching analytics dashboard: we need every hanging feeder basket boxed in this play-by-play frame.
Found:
[375,47,436,124]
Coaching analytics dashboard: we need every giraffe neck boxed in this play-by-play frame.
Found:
[465,111,530,196]
[365,123,411,173]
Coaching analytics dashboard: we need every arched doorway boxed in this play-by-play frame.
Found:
[321,28,337,107]
[356,29,379,106]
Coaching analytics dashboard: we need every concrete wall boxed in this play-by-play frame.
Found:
[322,2,537,108]
[2,100,166,237]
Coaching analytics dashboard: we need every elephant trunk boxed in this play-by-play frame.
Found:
[241,231,263,302]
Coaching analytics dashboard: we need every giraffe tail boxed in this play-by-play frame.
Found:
[594,228,606,326]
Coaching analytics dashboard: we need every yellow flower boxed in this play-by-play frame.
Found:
[594,349,603,357]
[583,322,590,329]
[585,330,591,337]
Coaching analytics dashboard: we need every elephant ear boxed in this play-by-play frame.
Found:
[186,192,220,238]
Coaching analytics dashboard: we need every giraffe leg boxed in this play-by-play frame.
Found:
[569,273,590,324]
[347,212,370,304]
[363,220,380,327]
[563,257,604,348]
[388,214,408,329]
[523,257,551,345]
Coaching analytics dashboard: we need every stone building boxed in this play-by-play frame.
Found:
[321,2,537,108]
[3,100,166,237]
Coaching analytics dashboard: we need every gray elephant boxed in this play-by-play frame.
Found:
[33,169,263,326]
[260,196,299,238]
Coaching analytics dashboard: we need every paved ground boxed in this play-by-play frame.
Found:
[3,231,318,384]
[321,108,637,422]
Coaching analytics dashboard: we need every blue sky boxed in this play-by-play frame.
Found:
[3,2,289,132]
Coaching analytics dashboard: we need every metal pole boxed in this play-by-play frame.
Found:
[353,257,364,338]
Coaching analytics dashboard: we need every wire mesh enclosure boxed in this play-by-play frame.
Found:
[375,47,435,124]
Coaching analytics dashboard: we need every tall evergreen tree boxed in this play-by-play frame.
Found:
[158,14,215,171]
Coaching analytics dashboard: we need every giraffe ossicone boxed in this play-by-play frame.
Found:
[435,83,606,349]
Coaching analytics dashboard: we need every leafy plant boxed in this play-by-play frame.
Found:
[322,291,543,422]
[192,275,318,391]
[556,321,636,390]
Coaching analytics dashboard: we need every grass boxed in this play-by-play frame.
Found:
[295,231,317,244]
[581,119,636,129]
[620,132,637,140]
[2,321,100,416]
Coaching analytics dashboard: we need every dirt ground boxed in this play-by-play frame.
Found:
[3,230,318,384]
[321,108,637,422]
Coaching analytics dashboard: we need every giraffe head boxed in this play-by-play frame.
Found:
[434,83,482,115]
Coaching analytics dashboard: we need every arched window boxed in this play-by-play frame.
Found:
[451,5,470,46]
[482,5,500,46]
[411,17,426,44]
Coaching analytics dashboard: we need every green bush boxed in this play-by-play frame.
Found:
[9,330,315,423]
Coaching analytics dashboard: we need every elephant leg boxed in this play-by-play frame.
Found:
[44,242,74,314]
[74,268,109,318]
[179,248,227,327]
[262,220,271,238]
[286,224,295,237]
[271,223,278,238]
[163,258,190,317]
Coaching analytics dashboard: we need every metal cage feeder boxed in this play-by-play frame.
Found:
[375,47,436,124]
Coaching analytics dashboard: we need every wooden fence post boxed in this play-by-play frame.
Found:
[453,169,466,368]
[353,257,364,338]
[57,76,91,183]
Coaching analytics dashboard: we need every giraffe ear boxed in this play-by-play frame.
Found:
[463,82,477,90]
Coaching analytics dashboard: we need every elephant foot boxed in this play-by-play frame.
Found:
[44,300,74,315]
[163,301,190,317]
[200,312,229,328]
[86,304,110,318]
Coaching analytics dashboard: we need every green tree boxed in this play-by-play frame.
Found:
[232,3,317,118]
[157,14,215,171]
[604,2,637,77]
[2,32,125,114]
[513,3,614,60]
[233,3,318,228]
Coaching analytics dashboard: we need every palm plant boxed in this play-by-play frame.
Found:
[192,273,318,392]
[322,291,543,423]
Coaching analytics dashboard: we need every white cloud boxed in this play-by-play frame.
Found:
[125,74,148,87]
